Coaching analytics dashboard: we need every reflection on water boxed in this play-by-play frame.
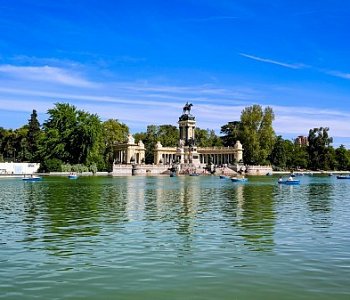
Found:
[306,181,334,230]
[240,184,275,251]
[1,175,350,299]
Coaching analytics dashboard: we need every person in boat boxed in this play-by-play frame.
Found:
[287,175,293,181]
[278,176,283,182]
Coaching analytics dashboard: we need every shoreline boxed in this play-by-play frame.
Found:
[1,170,350,178]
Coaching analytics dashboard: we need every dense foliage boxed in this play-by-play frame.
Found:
[221,106,350,171]
[195,128,223,147]
[1,103,350,172]
[221,104,275,165]
[102,119,129,170]
[307,127,333,170]
[0,104,129,172]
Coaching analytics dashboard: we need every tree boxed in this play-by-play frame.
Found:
[103,119,129,171]
[40,103,79,163]
[0,129,16,161]
[14,126,30,162]
[307,127,333,170]
[335,145,350,170]
[220,121,241,146]
[40,103,103,169]
[239,105,275,165]
[208,129,223,146]
[27,109,41,161]
[258,106,275,164]
[157,125,179,147]
[292,145,309,170]
[196,128,223,147]
[270,136,286,169]
[326,146,337,170]
[134,125,158,164]
[0,127,5,161]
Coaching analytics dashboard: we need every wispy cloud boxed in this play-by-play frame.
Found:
[0,65,96,87]
[1,62,350,146]
[323,69,350,80]
[240,53,350,81]
[240,53,306,69]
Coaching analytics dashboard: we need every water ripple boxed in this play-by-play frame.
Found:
[1,175,350,299]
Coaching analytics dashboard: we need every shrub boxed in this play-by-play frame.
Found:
[40,158,62,172]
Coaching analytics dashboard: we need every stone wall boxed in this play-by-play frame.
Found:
[245,165,272,175]
[112,164,169,176]
[112,164,133,176]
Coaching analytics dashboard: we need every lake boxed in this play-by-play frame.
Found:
[1,175,349,299]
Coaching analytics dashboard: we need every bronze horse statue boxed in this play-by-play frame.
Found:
[183,102,193,114]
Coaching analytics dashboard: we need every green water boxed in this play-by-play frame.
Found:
[0,175,349,299]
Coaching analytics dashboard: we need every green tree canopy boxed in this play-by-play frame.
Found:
[40,103,103,167]
[270,136,287,169]
[335,144,350,171]
[222,105,275,165]
[220,121,241,146]
[103,119,129,170]
[307,127,333,170]
[196,128,223,147]
[27,109,41,161]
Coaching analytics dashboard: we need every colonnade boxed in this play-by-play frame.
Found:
[115,148,144,164]
[199,153,236,165]
[160,153,177,165]
[115,149,127,164]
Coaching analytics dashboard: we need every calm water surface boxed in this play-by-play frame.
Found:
[0,175,349,299]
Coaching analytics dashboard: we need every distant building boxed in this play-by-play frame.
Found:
[0,162,40,175]
[295,135,308,147]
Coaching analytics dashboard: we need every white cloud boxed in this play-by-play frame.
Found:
[323,70,350,80]
[0,63,350,145]
[0,64,96,87]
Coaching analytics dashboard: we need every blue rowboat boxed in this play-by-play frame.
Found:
[336,175,350,179]
[278,180,300,185]
[231,177,248,183]
[22,176,42,182]
[68,174,78,179]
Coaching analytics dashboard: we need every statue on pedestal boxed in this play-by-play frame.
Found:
[183,102,193,114]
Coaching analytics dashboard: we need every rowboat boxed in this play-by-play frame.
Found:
[278,180,300,185]
[22,176,42,182]
[231,177,248,183]
[68,174,78,179]
[336,175,350,179]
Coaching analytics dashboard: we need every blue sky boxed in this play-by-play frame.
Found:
[1,0,350,146]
